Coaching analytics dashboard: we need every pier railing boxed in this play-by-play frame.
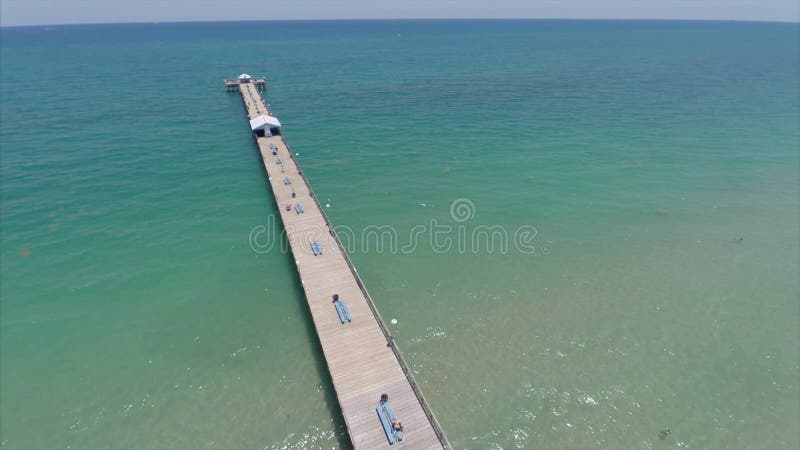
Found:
[282,139,453,450]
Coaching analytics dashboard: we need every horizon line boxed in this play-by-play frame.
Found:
[2,17,799,29]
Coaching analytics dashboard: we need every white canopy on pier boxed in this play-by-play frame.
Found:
[238,73,252,80]
[249,114,282,134]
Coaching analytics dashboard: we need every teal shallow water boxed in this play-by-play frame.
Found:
[1,20,799,449]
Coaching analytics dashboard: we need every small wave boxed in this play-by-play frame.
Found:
[410,326,447,343]
[263,426,337,450]
[511,428,529,449]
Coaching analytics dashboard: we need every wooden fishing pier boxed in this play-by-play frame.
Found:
[227,75,451,450]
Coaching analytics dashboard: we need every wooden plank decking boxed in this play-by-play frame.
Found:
[234,81,449,450]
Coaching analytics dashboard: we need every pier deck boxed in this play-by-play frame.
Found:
[233,80,449,449]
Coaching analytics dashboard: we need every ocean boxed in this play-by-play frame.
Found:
[1,20,798,449]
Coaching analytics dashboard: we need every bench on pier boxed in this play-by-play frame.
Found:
[333,299,351,324]
[283,177,291,185]
[310,240,323,256]
[269,143,278,155]
[276,158,283,165]
[376,400,403,444]
[295,203,304,214]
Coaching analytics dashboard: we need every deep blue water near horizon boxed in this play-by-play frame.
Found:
[1,20,799,449]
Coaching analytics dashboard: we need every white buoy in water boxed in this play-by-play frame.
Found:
[390,319,398,325]
[326,203,331,208]
[295,153,300,156]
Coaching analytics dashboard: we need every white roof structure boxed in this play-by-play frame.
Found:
[238,73,252,80]
[249,114,281,131]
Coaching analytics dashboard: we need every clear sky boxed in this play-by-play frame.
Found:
[1,0,799,27]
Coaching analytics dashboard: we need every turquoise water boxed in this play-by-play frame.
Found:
[1,20,798,449]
